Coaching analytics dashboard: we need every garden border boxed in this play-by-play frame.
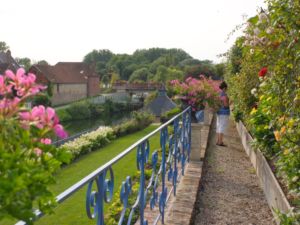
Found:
[235,120,292,224]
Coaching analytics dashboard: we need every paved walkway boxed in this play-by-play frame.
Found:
[192,118,275,225]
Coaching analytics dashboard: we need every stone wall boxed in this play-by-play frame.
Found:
[52,83,87,106]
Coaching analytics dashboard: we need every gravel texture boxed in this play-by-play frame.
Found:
[192,118,275,225]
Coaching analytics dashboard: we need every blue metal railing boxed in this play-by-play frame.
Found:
[16,107,192,225]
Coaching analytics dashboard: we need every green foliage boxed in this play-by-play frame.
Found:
[113,111,155,137]
[274,209,300,225]
[55,108,72,122]
[215,63,226,79]
[144,91,158,105]
[83,47,221,84]
[0,41,9,51]
[101,75,110,87]
[56,100,142,123]
[0,119,71,224]
[32,95,52,107]
[66,102,91,120]
[106,169,153,225]
[226,0,300,213]
[248,103,279,157]
[160,107,181,123]
[83,49,113,65]
[153,66,184,84]
[26,125,159,225]
[37,60,49,65]
[129,68,152,83]
[15,57,32,71]
[183,60,217,78]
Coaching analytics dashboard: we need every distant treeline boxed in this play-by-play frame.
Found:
[83,48,225,85]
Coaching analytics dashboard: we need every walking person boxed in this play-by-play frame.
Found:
[216,81,230,146]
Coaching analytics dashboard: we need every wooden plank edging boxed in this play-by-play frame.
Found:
[235,121,292,224]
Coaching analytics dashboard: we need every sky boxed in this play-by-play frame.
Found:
[1,0,265,65]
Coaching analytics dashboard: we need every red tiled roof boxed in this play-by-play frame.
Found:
[32,62,97,84]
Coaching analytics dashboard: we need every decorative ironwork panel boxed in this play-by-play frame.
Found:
[15,107,192,225]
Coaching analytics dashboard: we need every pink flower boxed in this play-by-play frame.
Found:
[19,105,67,139]
[41,138,52,145]
[54,124,68,139]
[5,69,45,98]
[170,80,179,85]
[33,147,43,157]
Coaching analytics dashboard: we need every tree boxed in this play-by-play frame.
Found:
[101,75,110,88]
[0,41,9,51]
[37,60,49,65]
[153,66,184,84]
[153,65,168,83]
[83,49,114,64]
[110,72,120,85]
[129,68,152,83]
[15,57,31,71]
[95,61,106,75]
[215,63,226,79]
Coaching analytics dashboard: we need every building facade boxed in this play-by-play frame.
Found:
[30,62,100,106]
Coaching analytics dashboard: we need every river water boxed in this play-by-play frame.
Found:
[61,112,130,136]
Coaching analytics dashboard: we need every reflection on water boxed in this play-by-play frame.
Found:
[61,112,130,136]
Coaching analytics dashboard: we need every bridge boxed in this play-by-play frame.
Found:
[112,82,164,94]
[14,108,287,225]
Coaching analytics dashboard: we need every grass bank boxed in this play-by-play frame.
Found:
[33,124,160,225]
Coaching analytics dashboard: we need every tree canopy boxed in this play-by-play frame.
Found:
[0,41,9,51]
[83,47,221,85]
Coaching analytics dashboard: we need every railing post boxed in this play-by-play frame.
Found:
[137,141,149,225]
[173,118,179,196]
[86,168,114,225]
[159,127,168,224]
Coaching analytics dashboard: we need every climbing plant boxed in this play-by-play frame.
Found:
[226,0,300,222]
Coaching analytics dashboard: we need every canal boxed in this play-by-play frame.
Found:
[60,112,130,136]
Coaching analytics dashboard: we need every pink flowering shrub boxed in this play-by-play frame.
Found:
[170,75,221,111]
[0,69,70,224]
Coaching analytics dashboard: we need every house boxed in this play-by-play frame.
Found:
[0,50,20,74]
[29,62,100,106]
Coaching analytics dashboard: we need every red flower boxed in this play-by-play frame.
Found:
[258,67,268,77]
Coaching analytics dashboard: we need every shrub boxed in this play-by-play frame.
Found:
[113,111,154,137]
[56,108,72,122]
[160,107,181,123]
[32,94,52,107]
[226,0,300,219]
[66,101,91,120]
[0,69,70,223]
[60,126,115,159]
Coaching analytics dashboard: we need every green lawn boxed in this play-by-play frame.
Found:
[31,125,159,225]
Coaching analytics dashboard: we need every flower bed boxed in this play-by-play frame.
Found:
[60,126,115,159]
[226,0,300,222]
[60,111,155,161]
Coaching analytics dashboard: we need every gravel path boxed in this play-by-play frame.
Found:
[192,118,275,225]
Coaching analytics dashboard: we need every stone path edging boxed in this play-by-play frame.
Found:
[158,112,214,225]
[236,121,292,224]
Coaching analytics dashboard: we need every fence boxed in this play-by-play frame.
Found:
[16,107,192,225]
